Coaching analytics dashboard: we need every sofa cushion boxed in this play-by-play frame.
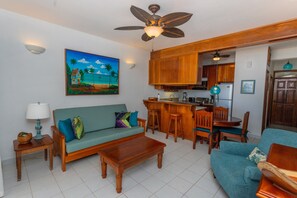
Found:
[58,118,75,142]
[115,112,131,128]
[244,166,262,182]
[211,149,259,198]
[258,128,297,154]
[72,116,84,140]
[53,104,128,133]
[130,111,138,127]
[66,127,144,153]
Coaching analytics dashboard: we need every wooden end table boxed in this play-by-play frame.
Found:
[98,136,166,193]
[256,143,297,198]
[13,134,54,181]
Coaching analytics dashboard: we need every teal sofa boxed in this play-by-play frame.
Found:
[210,128,297,198]
[51,104,146,171]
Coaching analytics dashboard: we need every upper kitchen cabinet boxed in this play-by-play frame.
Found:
[149,53,200,85]
[217,63,235,83]
[203,63,235,90]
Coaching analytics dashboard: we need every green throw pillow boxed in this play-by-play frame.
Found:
[115,112,131,128]
[247,147,267,164]
[72,116,84,140]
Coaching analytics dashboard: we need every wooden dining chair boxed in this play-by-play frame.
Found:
[193,110,219,154]
[220,111,250,142]
[213,106,229,120]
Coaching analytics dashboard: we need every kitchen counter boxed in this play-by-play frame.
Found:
[143,100,209,140]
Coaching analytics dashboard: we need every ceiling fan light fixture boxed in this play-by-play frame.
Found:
[144,26,163,38]
[213,56,221,61]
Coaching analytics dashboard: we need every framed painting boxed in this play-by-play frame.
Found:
[241,80,255,94]
[65,49,119,95]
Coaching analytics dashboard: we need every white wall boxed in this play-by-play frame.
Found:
[271,46,297,61]
[0,9,155,161]
[233,45,269,137]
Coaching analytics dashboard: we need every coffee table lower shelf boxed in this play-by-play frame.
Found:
[98,136,166,193]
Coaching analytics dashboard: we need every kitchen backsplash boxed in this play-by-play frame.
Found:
[155,90,211,100]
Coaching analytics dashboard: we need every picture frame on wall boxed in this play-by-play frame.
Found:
[65,49,119,95]
[241,80,255,94]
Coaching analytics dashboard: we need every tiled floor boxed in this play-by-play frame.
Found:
[2,131,230,198]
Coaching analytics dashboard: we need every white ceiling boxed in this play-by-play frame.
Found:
[1,0,297,51]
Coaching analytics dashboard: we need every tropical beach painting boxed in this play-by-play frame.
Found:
[65,49,119,95]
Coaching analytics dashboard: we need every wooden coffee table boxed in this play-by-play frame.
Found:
[98,136,166,193]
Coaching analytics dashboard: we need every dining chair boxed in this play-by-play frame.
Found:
[220,111,250,142]
[193,110,219,154]
[213,106,229,120]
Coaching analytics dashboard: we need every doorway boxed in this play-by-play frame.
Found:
[269,70,297,131]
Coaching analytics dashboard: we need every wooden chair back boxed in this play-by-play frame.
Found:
[241,111,250,136]
[213,106,229,120]
[195,110,214,132]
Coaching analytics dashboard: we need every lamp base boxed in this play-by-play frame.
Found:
[34,119,43,140]
[34,133,43,140]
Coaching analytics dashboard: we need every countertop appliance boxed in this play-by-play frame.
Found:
[182,92,187,102]
[216,83,233,117]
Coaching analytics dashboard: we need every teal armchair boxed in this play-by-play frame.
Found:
[210,128,297,198]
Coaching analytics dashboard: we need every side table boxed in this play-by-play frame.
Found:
[13,134,54,181]
[256,143,297,197]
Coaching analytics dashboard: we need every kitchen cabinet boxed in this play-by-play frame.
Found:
[149,53,199,85]
[217,64,235,83]
[202,63,235,90]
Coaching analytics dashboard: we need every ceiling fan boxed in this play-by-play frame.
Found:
[212,50,230,61]
[114,4,193,42]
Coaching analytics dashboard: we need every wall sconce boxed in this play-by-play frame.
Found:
[129,64,136,69]
[25,44,46,54]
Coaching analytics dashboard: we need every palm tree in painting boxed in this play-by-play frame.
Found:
[89,68,95,85]
[111,70,118,85]
[70,58,77,66]
[105,64,112,87]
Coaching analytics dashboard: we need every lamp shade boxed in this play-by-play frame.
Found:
[144,26,163,38]
[283,61,293,70]
[26,103,50,119]
[210,85,221,95]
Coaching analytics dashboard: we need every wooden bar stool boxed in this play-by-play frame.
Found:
[147,109,160,134]
[166,113,184,142]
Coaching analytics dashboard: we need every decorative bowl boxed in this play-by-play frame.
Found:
[17,132,32,144]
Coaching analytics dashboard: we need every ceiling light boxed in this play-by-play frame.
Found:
[144,26,163,38]
[213,56,221,61]
[25,44,46,54]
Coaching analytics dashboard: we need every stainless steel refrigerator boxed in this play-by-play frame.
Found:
[216,83,233,117]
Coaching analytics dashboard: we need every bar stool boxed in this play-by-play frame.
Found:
[147,109,160,134]
[166,113,184,142]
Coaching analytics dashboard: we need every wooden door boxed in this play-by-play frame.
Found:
[271,78,297,127]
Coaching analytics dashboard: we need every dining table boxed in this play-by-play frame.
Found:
[213,116,242,127]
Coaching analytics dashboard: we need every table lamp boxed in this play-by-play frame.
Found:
[26,102,50,140]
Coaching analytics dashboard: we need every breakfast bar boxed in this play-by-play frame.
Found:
[143,99,207,140]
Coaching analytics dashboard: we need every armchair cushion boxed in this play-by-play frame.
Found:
[244,166,262,182]
[220,141,257,156]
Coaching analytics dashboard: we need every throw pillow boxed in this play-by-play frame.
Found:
[247,147,267,164]
[72,116,84,140]
[115,112,131,128]
[129,111,138,127]
[58,118,75,142]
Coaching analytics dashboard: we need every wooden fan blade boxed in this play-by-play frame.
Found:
[114,26,144,30]
[141,33,153,42]
[221,54,230,58]
[130,5,152,23]
[159,12,193,27]
[162,27,185,38]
